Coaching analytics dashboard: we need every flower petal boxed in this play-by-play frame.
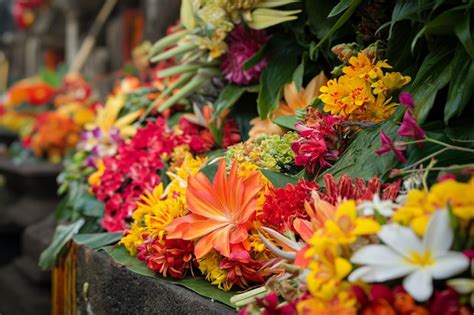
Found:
[403,269,433,302]
[194,232,216,259]
[378,223,423,256]
[353,218,380,236]
[351,265,414,283]
[429,252,469,279]
[423,209,452,256]
[186,172,226,221]
[350,244,403,266]
[212,225,233,257]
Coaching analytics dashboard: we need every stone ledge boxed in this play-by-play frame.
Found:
[75,245,236,315]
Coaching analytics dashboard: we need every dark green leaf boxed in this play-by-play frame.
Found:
[273,115,299,131]
[328,0,351,17]
[243,43,269,70]
[261,169,299,188]
[292,62,304,91]
[200,163,219,182]
[320,121,398,182]
[39,219,85,270]
[454,10,474,59]
[102,246,235,308]
[306,0,340,39]
[213,85,252,121]
[311,0,363,51]
[411,45,454,123]
[73,232,123,250]
[445,47,474,123]
[257,47,298,119]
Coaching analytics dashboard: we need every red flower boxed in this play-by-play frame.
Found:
[399,92,415,111]
[429,288,472,315]
[375,131,407,162]
[292,113,345,174]
[219,250,264,289]
[92,118,178,231]
[137,236,195,279]
[221,24,268,85]
[320,174,401,205]
[398,110,426,140]
[26,83,55,105]
[223,120,241,148]
[260,180,319,234]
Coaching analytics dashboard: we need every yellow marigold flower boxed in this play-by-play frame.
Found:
[198,251,230,291]
[394,178,474,235]
[166,154,207,199]
[428,178,474,220]
[324,200,380,244]
[320,76,374,117]
[143,197,186,241]
[393,189,433,236]
[88,159,105,186]
[352,94,397,123]
[371,72,411,96]
[343,52,391,81]
[305,237,352,301]
[120,222,147,256]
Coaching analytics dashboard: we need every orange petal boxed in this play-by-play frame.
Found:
[304,70,328,103]
[186,172,225,220]
[180,217,229,240]
[283,82,307,110]
[293,218,313,243]
[230,225,248,244]
[212,225,232,257]
[194,232,217,259]
[294,245,311,268]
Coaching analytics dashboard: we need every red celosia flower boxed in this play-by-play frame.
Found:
[292,112,345,174]
[319,173,401,205]
[223,120,241,148]
[219,250,264,289]
[176,117,214,153]
[399,92,415,111]
[375,131,407,162]
[429,288,472,315]
[221,24,268,85]
[397,110,426,140]
[137,236,195,279]
[92,118,179,231]
[259,180,319,234]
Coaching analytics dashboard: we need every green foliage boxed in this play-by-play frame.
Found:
[73,232,123,250]
[261,169,300,187]
[273,115,299,131]
[103,246,235,308]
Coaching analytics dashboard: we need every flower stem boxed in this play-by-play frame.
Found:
[426,137,474,153]
[401,147,448,171]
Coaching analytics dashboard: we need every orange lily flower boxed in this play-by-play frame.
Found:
[249,71,328,139]
[166,160,261,259]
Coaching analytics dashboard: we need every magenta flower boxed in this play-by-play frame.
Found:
[398,110,426,140]
[220,24,268,85]
[375,131,407,162]
[399,92,415,110]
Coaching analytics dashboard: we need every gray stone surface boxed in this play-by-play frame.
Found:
[6,197,58,229]
[0,263,50,315]
[76,245,236,315]
[21,214,56,262]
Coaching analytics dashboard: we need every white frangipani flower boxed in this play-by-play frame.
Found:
[348,210,469,302]
[357,193,398,217]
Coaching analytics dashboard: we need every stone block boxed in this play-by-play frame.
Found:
[14,255,51,285]
[75,245,235,315]
[21,214,56,262]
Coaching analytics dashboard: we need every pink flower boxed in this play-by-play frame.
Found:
[398,110,426,140]
[375,131,407,162]
[221,24,268,85]
[399,92,415,110]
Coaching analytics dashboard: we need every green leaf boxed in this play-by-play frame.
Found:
[261,169,299,188]
[200,163,219,182]
[320,121,398,182]
[444,47,474,123]
[73,232,123,250]
[306,0,339,39]
[257,46,298,119]
[454,10,474,59]
[292,62,304,91]
[39,68,62,87]
[272,115,299,131]
[39,219,85,270]
[328,0,351,17]
[102,246,235,308]
[310,0,362,52]
[411,44,454,123]
[243,43,269,70]
[213,85,250,121]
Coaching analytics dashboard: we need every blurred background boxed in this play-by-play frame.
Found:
[0,0,180,313]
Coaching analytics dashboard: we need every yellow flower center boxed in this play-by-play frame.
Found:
[406,250,435,267]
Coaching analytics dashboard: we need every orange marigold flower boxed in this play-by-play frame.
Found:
[166,160,261,258]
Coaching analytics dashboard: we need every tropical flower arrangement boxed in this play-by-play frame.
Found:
[21,0,474,313]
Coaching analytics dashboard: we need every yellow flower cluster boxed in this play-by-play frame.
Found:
[198,251,229,290]
[393,178,474,236]
[300,200,380,313]
[320,52,411,123]
[120,153,206,255]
